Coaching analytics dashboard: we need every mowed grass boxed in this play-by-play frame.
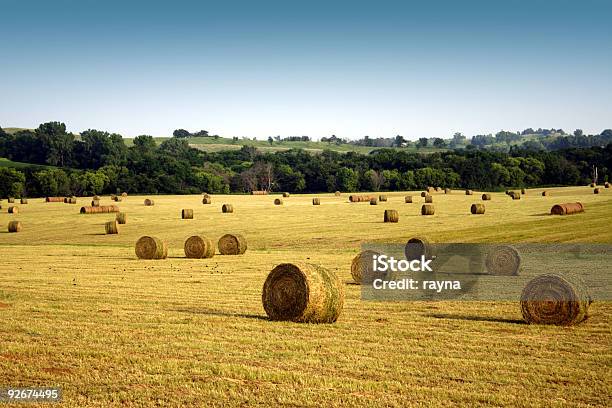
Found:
[0,186,610,407]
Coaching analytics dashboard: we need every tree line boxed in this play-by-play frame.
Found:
[0,122,610,198]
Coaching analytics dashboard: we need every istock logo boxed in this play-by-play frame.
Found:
[373,254,433,272]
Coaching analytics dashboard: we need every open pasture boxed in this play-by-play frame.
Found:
[0,186,611,407]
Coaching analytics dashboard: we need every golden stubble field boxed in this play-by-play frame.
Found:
[0,186,611,407]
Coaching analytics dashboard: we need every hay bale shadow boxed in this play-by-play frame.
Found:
[425,313,525,325]
[173,307,267,321]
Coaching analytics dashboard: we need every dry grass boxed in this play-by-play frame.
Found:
[0,186,611,407]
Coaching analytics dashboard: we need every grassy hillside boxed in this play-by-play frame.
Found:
[0,157,53,169]
[0,186,610,406]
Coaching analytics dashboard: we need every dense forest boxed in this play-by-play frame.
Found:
[0,122,610,198]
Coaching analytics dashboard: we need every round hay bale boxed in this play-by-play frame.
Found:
[594,188,601,194]
[465,190,473,195]
[435,187,441,192]
[510,191,521,200]
[105,221,119,235]
[520,273,591,326]
[312,198,321,205]
[135,236,168,259]
[93,195,100,201]
[350,250,382,284]
[282,192,290,198]
[20,198,28,204]
[222,204,234,213]
[470,203,485,214]
[424,195,433,203]
[8,221,22,233]
[481,193,491,201]
[426,187,434,194]
[184,235,215,259]
[182,209,194,219]
[378,195,387,202]
[202,196,212,204]
[116,212,127,224]
[335,191,341,196]
[8,206,18,214]
[218,233,247,255]
[113,196,122,202]
[262,262,344,323]
[405,195,412,203]
[274,198,283,205]
[144,199,154,206]
[8,197,15,203]
[121,192,128,197]
[444,188,451,194]
[420,191,427,197]
[589,183,595,188]
[404,236,433,261]
[421,204,434,215]
[605,182,610,188]
[384,209,399,223]
[91,199,100,207]
[521,188,526,194]
[369,198,378,205]
[550,202,584,215]
[542,191,550,196]
[485,245,521,276]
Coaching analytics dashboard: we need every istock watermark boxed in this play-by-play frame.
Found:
[359,242,611,301]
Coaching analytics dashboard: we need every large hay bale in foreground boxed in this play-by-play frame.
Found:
[8,206,18,214]
[135,236,168,259]
[384,209,399,223]
[184,235,215,259]
[550,202,584,215]
[45,197,64,203]
[465,190,473,195]
[379,194,387,202]
[222,204,234,213]
[421,204,434,215]
[369,198,377,205]
[116,212,127,224]
[471,203,485,214]
[351,250,382,284]
[218,233,247,255]
[405,195,412,203]
[520,273,591,326]
[105,221,119,235]
[594,188,601,194]
[424,195,433,203]
[80,205,120,214]
[481,193,491,201]
[182,209,194,219]
[144,199,154,206]
[262,263,344,323]
[282,192,290,198]
[312,198,321,205]
[8,221,22,233]
[202,196,212,204]
[485,245,521,275]
[274,198,283,205]
[20,198,28,204]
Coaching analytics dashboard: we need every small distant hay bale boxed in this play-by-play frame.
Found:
[481,193,491,201]
[274,198,283,205]
[421,204,434,215]
[282,192,290,198]
[182,209,194,219]
[379,195,387,202]
[542,191,550,196]
[135,236,168,260]
[605,182,610,188]
[420,191,427,197]
[485,245,521,276]
[594,188,601,194]
[121,192,128,197]
[550,202,584,215]
[471,203,485,214]
[262,262,344,323]
[312,198,321,205]
[8,197,15,203]
[218,233,247,255]
[112,195,122,202]
[105,221,119,235]
[93,195,100,201]
[20,198,28,204]
[404,236,433,260]
[91,199,100,207]
[110,194,117,200]
[45,197,64,203]
[369,198,378,205]
[202,196,212,204]
[520,273,591,325]
[8,206,18,214]
[116,212,127,224]
[335,191,341,196]
[384,209,399,223]
[426,187,434,194]
[349,195,376,203]
[424,195,433,203]
[184,235,215,259]
[510,191,521,200]
[222,204,234,213]
[466,189,474,195]
[521,188,526,194]
[444,188,451,194]
[435,187,441,192]
[351,250,382,284]
[405,195,412,203]
[80,205,119,214]
[144,198,154,206]
[589,183,595,188]
[251,190,268,195]
[8,221,22,233]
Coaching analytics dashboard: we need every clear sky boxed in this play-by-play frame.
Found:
[1,0,611,140]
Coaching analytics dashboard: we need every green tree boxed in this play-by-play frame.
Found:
[335,167,359,192]
[0,168,25,197]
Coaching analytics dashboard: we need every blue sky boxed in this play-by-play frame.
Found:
[1,0,610,139]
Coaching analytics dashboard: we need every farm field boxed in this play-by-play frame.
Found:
[0,186,611,407]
